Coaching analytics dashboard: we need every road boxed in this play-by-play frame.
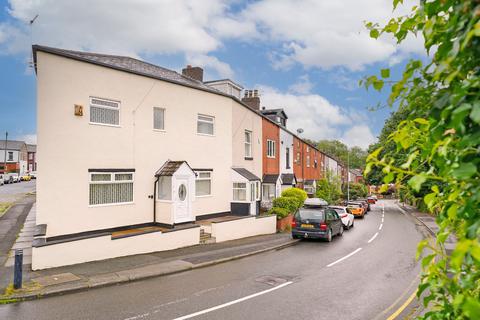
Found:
[0,200,427,320]
[0,180,36,203]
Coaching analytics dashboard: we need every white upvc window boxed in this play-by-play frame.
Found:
[197,114,215,135]
[306,155,311,167]
[304,185,315,194]
[306,146,310,152]
[195,171,212,196]
[233,182,247,201]
[89,171,134,206]
[158,176,172,200]
[267,139,276,158]
[7,152,13,161]
[90,97,120,126]
[153,107,165,131]
[254,181,261,201]
[262,184,276,201]
[296,152,301,164]
[245,130,252,158]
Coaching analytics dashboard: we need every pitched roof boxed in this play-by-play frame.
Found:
[232,168,260,181]
[155,160,194,177]
[0,140,26,151]
[281,173,296,185]
[27,144,37,153]
[263,174,280,184]
[33,45,219,95]
[260,108,288,119]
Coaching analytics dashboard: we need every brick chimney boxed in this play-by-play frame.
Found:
[182,65,203,82]
[242,89,260,110]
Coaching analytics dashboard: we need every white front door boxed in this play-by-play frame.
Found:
[174,177,192,223]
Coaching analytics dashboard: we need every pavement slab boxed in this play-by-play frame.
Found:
[33,273,82,287]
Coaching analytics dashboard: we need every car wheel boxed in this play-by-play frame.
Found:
[351,221,354,228]
[292,235,299,239]
[344,223,349,230]
[338,225,344,236]
[326,229,332,242]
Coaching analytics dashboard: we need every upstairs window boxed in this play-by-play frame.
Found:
[296,152,301,164]
[245,130,252,158]
[197,114,214,135]
[90,97,120,126]
[153,107,165,130]
[306,155,311,167]
[7,152,13,161]
[286,147,290,169]
[267,140,276,158]
[195,171,212,196]
[89,171,134,206]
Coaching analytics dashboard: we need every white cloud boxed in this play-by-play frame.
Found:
[16,134,37,144]
[186,53,234,79]
[341,125,376,149]
[288,75,313,95]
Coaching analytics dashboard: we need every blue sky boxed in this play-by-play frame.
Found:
[0,0,425,148]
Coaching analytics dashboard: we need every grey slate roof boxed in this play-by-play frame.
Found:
[27,144,37,153]
[260,108,288,119]
[33,45,219,94]
[281,173,296,185]
[263,174,280,184]
[232,168,260,181]
[155,161,195,177]
[0,140,26,151]
[304,179,316,185]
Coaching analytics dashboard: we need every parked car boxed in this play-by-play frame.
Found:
[346,203,365,218]
[20,174,32,181]
[9,173,19,183]
[292,206,344,242]
[329,206,355,230]
[357,199,371,212]
[0,174,4,186]
[367,196,376,204]
[29,171,37,179]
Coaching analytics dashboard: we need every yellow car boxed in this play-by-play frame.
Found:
[347,204,365,218]
[20,175,32,181]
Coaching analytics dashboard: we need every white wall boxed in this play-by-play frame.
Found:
[32,227,200,270]
[279,128,294,174]
[211,215,276,242]
[36,52,233,237]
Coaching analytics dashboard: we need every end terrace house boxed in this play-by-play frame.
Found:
[32,45,275,269]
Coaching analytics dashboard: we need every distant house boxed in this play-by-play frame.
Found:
[27,144,37,172]
[0,140,28,175]
[349,169,364,183]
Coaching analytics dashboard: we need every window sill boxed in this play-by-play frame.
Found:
[196,133,215,137]
[266,156,276,159]
[196,195,213,198]
[89,122,121,128]
[89,201,134,208]
[157,199,173,203]
[153,129,166,133]
[244,157,253,161]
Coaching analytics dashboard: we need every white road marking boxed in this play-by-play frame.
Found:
[368,232,379,243]
[382,217,384,223]
[172,281,293,320]
[379,223,383,230]
[326,248,363,268]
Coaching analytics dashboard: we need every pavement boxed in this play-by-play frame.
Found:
[0,200,432,320]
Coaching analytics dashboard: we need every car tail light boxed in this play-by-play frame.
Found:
[342,214,348,218]
[320,223,327,231]
[291,220,297,228]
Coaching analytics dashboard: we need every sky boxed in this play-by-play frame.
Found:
[0,0,426,149]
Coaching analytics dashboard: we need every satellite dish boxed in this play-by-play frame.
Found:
[297,128,304,135]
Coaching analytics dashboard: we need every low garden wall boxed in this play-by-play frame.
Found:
[211,215,276,243]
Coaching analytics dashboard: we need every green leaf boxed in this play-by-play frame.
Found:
[373,79,384,91]
[413,118,429,125]
[464,298,480,319]
[470,102,480,124]
[370,29,380,39]
[408,174,427,192]
[421,254,435,268]
[452,163,477,180]
[380,68,390,78]
[383,172,395,184]
[424,193,436,210]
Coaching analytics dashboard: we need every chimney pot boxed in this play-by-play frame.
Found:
[242,89,261,110]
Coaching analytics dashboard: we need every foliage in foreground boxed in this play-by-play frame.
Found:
[364,0,479,318]
[281,187,308,205]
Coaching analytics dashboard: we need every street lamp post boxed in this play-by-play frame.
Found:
[347,149,350,202]
[3,131,7,175]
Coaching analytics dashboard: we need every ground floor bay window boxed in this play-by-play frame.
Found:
[89,170,134,206]
[262,184,276,201]
[231,168,262,216]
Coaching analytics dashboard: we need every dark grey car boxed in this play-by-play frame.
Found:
[291,207,343,242]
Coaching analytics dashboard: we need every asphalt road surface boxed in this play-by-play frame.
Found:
[0,180,36,203]
[0,200,427,320]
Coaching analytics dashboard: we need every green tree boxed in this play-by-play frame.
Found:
[316,170,343,204]
[316,139,368,169]
[364,1,480,318]
[343,182,368,200]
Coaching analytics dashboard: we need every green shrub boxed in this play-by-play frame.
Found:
[272,196,300,213]
[268,207,290,219]
[281,188,307,205]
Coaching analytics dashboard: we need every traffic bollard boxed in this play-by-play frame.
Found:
[13,249,23,289]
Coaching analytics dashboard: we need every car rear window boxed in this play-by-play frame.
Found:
[296,209,324,220]
[333,208,346,215]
